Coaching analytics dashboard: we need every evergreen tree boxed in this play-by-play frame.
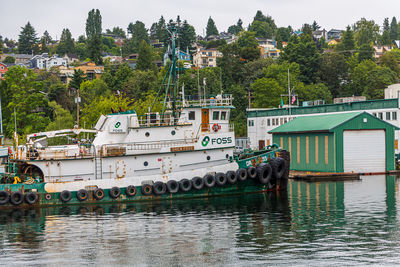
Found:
[136,40,157,72]
[127,21,149,50]
[57,28,75,55]
[18,22,38,54]
[179,20,196,50]
[42,30,52,44]
[206,17,219,37]
[156,16,169,44]
[312,20,320,31]
[105,27,126,38]
[227,19,243,35]
[69,69,86,89]
[249,10,277,39]
[85,9,103,65]
[390,17,398,41]
[337,26,355,57]
[381,18,391,45]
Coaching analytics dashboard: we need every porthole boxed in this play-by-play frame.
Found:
[171,130,176,135]
[207,156,211,161]
[145,132,150,137]
[144,161,148,166]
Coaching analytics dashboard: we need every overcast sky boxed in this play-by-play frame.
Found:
[1,0,400,40]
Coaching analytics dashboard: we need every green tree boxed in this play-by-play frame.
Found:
[3,56,15,64]
[42,30,52,44]
[179,20,196,50]
[252,78,283,108]
[206,17,219,37]
[18,22,38,54]
[136,40,157,71]
[357,43,375,62]
[312,20,320,31]
[57,28,75,55]
[320,53,349,98]
[390,17,398,41]
[354,18,379,46]
[48,82,74,111]
[227,19,243,35]
[69,69,86,90]
[281,34,321,84]
[381,18,391,45]
[86,9,103,65]
[122,70,158,100]
[106,27,126,38]
[336,26,355,58]
[81,95,132,126]
[380,52,400,76]
[301,23,313,36]
[45,101,74,131]
[237,31,260,61]
[250,10,277,39]
[298,83,332,103]
[128,21,149,45]
[102,63,134,92]
[80,79,110,104]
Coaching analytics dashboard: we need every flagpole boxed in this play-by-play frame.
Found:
[288,69,291,118]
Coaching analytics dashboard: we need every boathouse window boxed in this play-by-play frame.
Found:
[267,119,270,126]
[221,111,227,120]
[272,119,275,126]
[386,112,391,120]
[248,120,254,127]
[213,111,220,120]
[189,111,195,120]
[372,112,377,117]
[378,112,383,120]
[393,111,397,120]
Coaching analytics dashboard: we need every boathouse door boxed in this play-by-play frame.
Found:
[201,109,209,132]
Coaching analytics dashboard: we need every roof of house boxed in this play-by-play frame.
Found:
[268,111,398,134]
[269,112,363,133]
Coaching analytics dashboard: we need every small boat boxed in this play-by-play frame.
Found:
[0,22,290,209]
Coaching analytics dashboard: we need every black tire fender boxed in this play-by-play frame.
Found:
[192,176,204,190]
[109,187,121,199]
[0,191,10,205]
[226,171,237,184]
[77,189,89,201]
[215,172,227,187]
[247,166,257,179]
[153,181,167,195]
[179,179,192,192]
[10,191,24,206]
[270,157,286,180]
[94,188,105,200]
[125,185,136,197]
[257,163,272,184]
[60,190,72,203]
[25,192,38,205]
[236,168,247,182]
[141,184,153,196]
[203,174,215,188]
[166,180,179,194]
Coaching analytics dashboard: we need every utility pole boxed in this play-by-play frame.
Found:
[77,88,80,128]
[248,91,251,109]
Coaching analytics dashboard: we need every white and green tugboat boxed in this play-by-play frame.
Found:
[0,23,289,209]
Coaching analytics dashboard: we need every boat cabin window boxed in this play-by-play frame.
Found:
[221,111,227,120]
[189,111,195,120]
[213,111,220,120]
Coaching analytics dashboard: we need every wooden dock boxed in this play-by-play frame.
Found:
[290,171,360,182]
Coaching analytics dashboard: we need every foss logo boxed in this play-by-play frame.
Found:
[201,136,232,147]
[115,122,121,128]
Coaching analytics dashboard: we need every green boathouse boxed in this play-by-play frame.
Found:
[269,112,398,173]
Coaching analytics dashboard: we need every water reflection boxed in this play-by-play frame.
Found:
[0,175,400,265]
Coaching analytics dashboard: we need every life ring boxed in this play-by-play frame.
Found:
[236,168,247,181]
[109,187,121,199]
[179,179,192,192]
[45,193,52,200]
[0,191,10,205]
[166,180,179,194]
[226,171,237,184]
[77,189,89,201]
[212,123,220,132]
[60,190,72,203]
[257,163,272,185]
[215,172,227,187]
[125,185,136,197]
[153,181,167,195]
[25,192,38,205]
[94,188,105,200]
[191,176,204,190]
[247,166,257,179]
[270,157,286,180]
[203,174,215,188]
[10,191,24,205]
[141,184,153,196]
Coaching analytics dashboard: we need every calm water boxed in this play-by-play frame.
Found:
[1,175,400,266]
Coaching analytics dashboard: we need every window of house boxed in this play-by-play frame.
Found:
[209,58,213,62]
[202,59,207,64]
[276,118,279,125]
[248,120,254,127]
[284,118,287,123]
[386,112,391,120]
[267,119,270,126]
[202,52,206,55]
[188,111,195,120]
[0,66,3,70]
[393,111,397,120]
[272,119,275,126]
[378,112,383,120]
[213,111,220,120]
[372,112,377,117]
[221,111,227,120]
[208,52,212,56]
